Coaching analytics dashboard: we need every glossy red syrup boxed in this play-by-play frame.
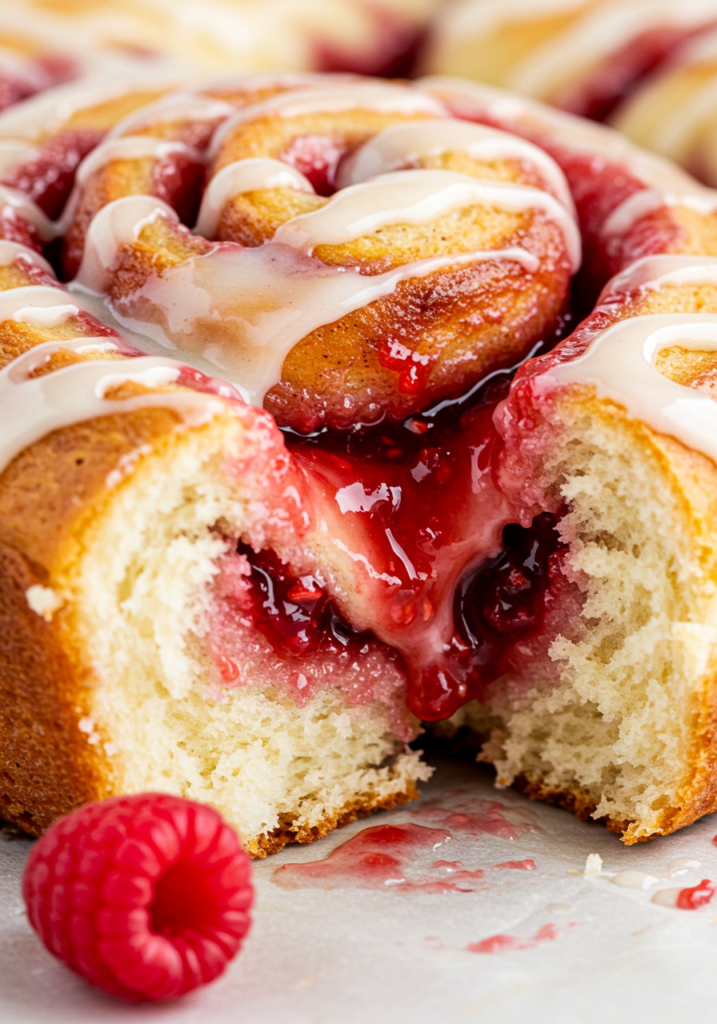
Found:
[235,542,372,659]
[466,923,558,954]
[676,879,716,910]
[272,823,487,893]
[457,511,566,659]
[284,348,576,721]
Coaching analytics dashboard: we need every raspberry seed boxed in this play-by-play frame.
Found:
[22,794,253,1001]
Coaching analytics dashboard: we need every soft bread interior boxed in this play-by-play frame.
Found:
[65,415,428,856]
[476,399,717,841]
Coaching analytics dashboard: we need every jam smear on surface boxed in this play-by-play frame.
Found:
[271,792,541,893]
[466,923,559,954]
[272,822,488,893]
[413,792,542,841]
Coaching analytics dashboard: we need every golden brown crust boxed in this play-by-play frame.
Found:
[0,408,193,835]
[247,781,420,858]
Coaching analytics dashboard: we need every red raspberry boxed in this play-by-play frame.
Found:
[22,794,253,1001]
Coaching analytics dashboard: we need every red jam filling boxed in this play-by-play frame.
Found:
[3,128,105,219]
[235,542,372,659]
[457,512,566,658]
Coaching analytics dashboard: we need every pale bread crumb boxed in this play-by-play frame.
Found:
[584,853,603,877]
[25,585,63,622]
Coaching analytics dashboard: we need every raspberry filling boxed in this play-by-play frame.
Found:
[278,373,575,722]
[457,512,566,658]
[235,542,372,659]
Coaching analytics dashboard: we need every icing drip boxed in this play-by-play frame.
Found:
[0,283,85,324]
[76,195,180,293]
[0,70,183,142]
[74,136,197,188]
[195,157,314,238]
[602,187,717,238]
[336,118,574,209]
[545,313,717,463]
[0,239,52,274]
[0,344,226,475]
[77,200,539,406]
[418,76,703,194]
[104,91,237,140]
[273,168,580,270]
[0,183,56,240]
[601,254,717,299]
[208,82,447,158]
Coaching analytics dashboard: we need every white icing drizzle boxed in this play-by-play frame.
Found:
[76,224,538,407]
[274,168,580,271]
[609,858,701,890]
[336,118,575,210]
[545,313,717,463]
[75,136,195,188]
[418,76,703,194]
[105,90,236,141]
[0,239,52,275]
[428,0,717,101]
[0,346,226,475]
[208,82,447,160]
[0,139,39,179]
[610,870,663,890]
[602,188,717,238]
[0,183,57,241]
[194,157,314,239]
[600,255,717,300]
[0,284,85,325]
[76,196,181,293]
[0,70,185,141]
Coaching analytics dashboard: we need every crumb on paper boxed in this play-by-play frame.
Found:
[584,853,603,877]
[25,585,63,622]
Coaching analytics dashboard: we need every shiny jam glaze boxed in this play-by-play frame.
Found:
[285,368,573,721]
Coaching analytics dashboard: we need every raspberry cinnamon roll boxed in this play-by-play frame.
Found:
[613,30,717,189]
[0,0,433,78]
[6,72,717,849]
[48,77,578,432]
[423,0,717,121]
[0,244,429,854]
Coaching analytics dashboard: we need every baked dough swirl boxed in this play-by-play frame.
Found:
[4,73,717,849]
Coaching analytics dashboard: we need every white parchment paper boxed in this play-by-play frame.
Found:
[2,755,717,1023]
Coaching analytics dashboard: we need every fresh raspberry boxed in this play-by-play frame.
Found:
[22,794,253,1002]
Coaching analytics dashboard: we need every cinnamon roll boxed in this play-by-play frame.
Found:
[4,72,717,849]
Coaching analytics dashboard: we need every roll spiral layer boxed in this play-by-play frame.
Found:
[4,73,717,848]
